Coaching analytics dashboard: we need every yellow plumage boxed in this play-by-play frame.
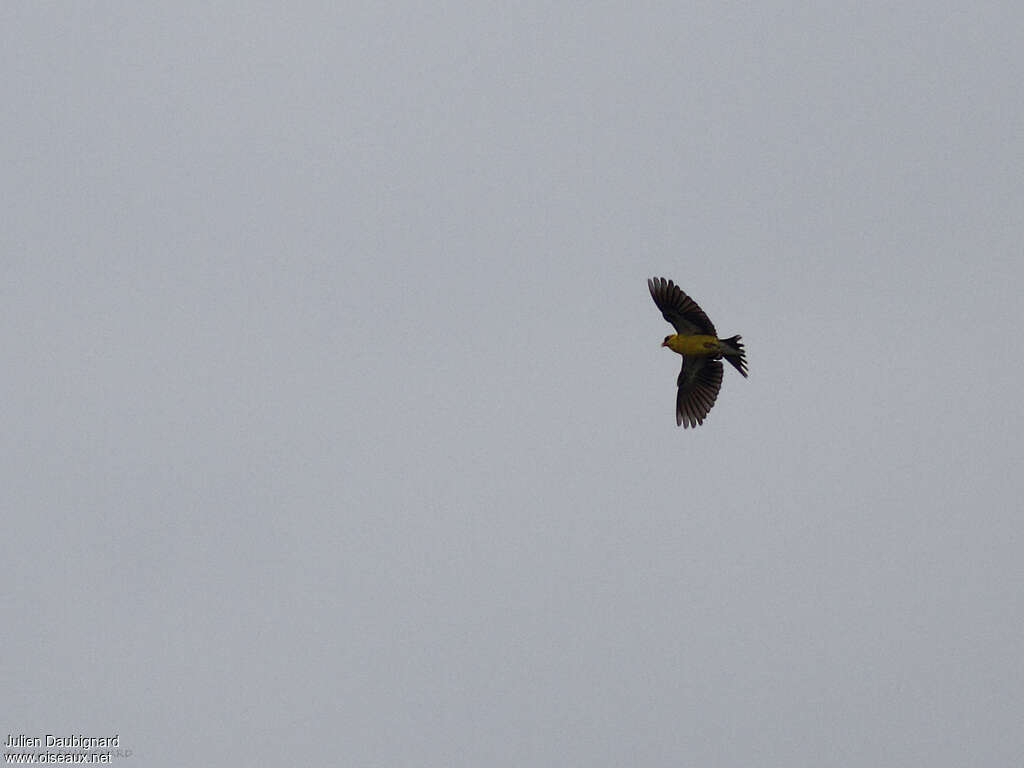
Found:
[662,334,721,356]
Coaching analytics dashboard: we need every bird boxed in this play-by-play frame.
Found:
[648,277,747,427]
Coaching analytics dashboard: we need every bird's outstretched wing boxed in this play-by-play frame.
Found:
[648,277,717,336]
[676,357,723,428]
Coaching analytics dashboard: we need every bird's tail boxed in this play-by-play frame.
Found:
[721,335,748,377]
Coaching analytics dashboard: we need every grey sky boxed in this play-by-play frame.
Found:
[3,3,1022,766]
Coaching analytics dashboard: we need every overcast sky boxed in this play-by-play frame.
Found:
[3,3,1023,766]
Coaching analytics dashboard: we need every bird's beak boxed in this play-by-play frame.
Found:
[660,340,667,347]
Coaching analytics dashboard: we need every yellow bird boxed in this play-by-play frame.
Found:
[648,277,748,427]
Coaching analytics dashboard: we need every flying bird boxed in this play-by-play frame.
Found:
[648,277,747,427]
